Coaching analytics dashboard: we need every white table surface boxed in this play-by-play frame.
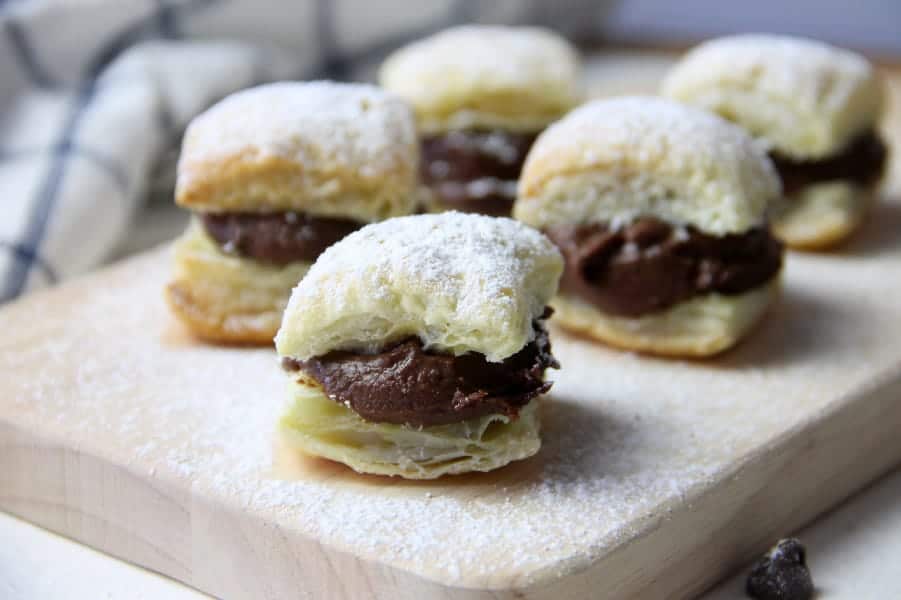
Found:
[5,51,901,599]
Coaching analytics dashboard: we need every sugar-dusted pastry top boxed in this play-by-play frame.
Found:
[379,25,581,134]
[515,96,781,236]
[661,34,884,159]
[275,212,563,362]
[176,81,419,222]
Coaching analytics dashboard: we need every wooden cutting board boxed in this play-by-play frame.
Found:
[3,68,901,600]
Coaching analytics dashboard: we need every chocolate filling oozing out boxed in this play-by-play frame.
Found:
[283,311,558,427]
[770,130,887,196]
[544,218,783,318]
[201,212,362,265]
[420,130,538,217]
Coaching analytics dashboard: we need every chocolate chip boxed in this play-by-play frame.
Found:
[746,538,814,600]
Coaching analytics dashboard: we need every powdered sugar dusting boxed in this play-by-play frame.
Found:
[2,242,900,588]
[520,96,781,235]
[381,25,580,100]
[379,25,581,133]
[276,212,563,362]
[662,34,881,132]
[177,81,417,187]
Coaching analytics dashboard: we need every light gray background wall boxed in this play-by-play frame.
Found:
[599,0,901,55]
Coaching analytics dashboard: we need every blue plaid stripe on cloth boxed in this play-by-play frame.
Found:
[0,0,599,303]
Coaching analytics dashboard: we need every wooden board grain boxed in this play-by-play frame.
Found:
[2,67,901,600]
[2,208,901,599]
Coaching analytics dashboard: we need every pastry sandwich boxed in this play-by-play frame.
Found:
[380,25,581,216]
[662,34,888,249]
[275,212,563,478]
[167,81,419,343]
[514,97,784,357]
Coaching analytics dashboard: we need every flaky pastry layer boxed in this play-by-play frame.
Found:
[772,181,875,250]
[515,97,781,236]
[380,25,581,134]
[176,82,418,221]
[662,34,884,159]
[280,376,541,479]
[276,213,563,363]
[166,223,309,344]
[552,280,779,358]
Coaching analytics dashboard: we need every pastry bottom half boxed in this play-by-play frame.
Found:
[772,181,874,250]
[166,223,310,344]
[279,375,541,479]
[552,279,779,358]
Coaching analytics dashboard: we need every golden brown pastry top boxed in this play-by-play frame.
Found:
[662,34,884,160]
[176,81,419,222]
[379,25,581,134]
[515,97,781,236]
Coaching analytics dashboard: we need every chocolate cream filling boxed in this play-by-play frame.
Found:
[201,212,362,265]
[544,218,783,318]
[770,130,887,196]
[283,311,558,427]
[420,130,538,216]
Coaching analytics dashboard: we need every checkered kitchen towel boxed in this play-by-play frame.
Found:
[0,0,600,303]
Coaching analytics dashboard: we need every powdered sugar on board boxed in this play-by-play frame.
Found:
[0,233,898,589]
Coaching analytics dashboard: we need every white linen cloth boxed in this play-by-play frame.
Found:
[0,0,597,302]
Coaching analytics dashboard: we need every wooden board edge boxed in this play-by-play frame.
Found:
[0,419,512,599]
[5,365,900,600]
[0,419,193,584]
[514,373,901,599]
[3,242,901,598]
